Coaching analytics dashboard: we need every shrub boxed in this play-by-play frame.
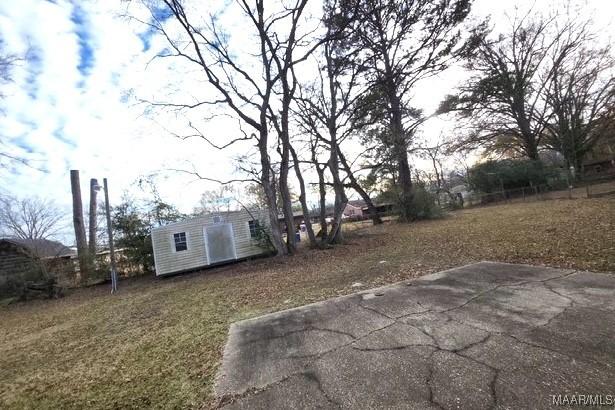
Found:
[253,224,276,252]
[468,159,561,193]
[407,186,443,220]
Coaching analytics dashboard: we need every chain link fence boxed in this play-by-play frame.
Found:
[450,178,615,209]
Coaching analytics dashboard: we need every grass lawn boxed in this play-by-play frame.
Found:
[1,198,614,409]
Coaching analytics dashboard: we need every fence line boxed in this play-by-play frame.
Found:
[446,179,615,210]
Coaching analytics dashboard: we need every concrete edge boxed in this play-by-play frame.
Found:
[212,261,613,397]
[224,261,579,330]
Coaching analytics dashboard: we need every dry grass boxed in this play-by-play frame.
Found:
[1,198,613,409]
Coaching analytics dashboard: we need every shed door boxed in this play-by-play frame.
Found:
[204,223,237,264]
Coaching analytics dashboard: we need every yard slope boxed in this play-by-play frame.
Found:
[0,199,613,409]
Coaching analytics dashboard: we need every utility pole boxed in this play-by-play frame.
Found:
[103,178,118,293]
[88,178,98,256]
[70,170,89,283]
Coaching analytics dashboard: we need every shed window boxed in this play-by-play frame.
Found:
[248,220,260,239]
[213,215,221,223]
[173,232,188,252]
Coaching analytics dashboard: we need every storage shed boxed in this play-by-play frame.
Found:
[151,209,272,276]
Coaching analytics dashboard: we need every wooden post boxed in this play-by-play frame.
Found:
[88,178,98,256]
[70,170,89,282]
[103,178,118,293]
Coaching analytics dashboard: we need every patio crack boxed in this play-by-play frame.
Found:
[302,371,342,408]
[426,349,445,410]
[438,270,579,315]
[351,344,436,352]
[450,349,500,409]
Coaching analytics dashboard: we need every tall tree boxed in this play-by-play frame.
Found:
[70,170,90,280]
[544,42,615,174]
[138,0,309,255]
[440,10,586,161]
[88,178,99,255]
[346,0,472,221]
[294,0,356,242]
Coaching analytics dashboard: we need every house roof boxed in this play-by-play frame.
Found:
[0,238,76,259]
[347,199,366,208]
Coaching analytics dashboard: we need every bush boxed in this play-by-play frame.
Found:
[253,224,276,252]
[407,186,443,220]
[468,159,561,193]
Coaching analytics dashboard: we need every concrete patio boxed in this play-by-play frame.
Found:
[215,262,615,409]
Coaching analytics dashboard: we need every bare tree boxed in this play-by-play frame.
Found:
[137,0,345,254]
[441,9,588,161]
[415,136,461,206]
[135,0,309,255]
[294,0,383,239]
[544,42,615,175]
[193,186,238,215]
[0,194,64,240]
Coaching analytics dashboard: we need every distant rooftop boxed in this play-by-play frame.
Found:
[0,238,76,259]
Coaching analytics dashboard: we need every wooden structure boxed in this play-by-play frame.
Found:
[151,209,271,276]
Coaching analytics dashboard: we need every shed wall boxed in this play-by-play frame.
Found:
[151,209,270,275]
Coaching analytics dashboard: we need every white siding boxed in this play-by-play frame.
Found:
[151,209,271,275]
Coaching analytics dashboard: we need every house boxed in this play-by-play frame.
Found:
[343,200,365,218]
[151,208,272,276]
[582,135,615,176]
[277,210,306,230]
[343,199,397,220]
[0,238,73,299]
[361,202,395,216]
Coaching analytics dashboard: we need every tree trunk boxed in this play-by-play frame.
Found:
[278,98,296,254]
[88,178,98,256]
[325,52,348,244]
[278,148,296,254]
[390,95,414,222]
[289,145,318,247]
[525,141,540,161]
[258,134,287,256]
[315,163,328,241]
[326,132,347,244]
[70,170,89,282]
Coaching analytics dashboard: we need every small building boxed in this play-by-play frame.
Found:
[0,238,74,299]
[359,201,396,217]
[344,200,365,218]
[151,208,272,276]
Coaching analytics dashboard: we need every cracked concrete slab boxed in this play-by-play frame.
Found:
[215,262,615,409]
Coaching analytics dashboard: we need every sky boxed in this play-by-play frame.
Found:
[0,0,613,242]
